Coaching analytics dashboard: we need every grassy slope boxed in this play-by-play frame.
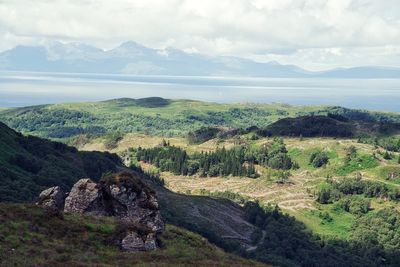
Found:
[0,203,268,267]
[0,122,264,258]
[0,122,121,202]
[89,134,400,239]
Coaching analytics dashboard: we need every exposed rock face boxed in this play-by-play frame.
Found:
[121,232,157,252]
[37,171,164,252]
[64,178,105,215]
[37,186,65,210]
[101,182,164,233]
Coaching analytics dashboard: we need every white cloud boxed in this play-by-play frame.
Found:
[0,0,399,70]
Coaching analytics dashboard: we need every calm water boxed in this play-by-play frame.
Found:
[0,71,400,112]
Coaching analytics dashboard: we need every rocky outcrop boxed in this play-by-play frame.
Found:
[37,171,164,252]
[121,232,157,252]
[64,179,105,215]
[36,186,65,210]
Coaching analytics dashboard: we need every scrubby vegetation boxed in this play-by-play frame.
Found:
[0,122,121,202]
[3,98,400,266]
[243,202,400,267]
[0,203,265,267]
[309,150,330,167]
[257,114,400,138]
[258,115,354,137]
[316,176,400,204]
[358,136,400,152]
[1,98,400,140]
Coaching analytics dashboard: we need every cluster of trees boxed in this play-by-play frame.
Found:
[135,138,297,178]
[350,208,400,252]
[0,107,101,138]
[135,142,258,178]
[317,176,400,205]
[242,201,400,266]
[135,141,189,175]
[196,147,258,177]
[358,136,400,152]
[245,138,296,170]
[336,195,371,215]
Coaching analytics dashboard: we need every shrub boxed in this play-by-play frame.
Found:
[309,151,329,168]
[268,153,293,170]
[336,196,370,215]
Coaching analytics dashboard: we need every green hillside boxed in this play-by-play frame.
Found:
[259,115,400,137]
[0,203,267,267]
[90,128,400,266]
[0,122,121,202]
[2,98,400,266]
[1,97,400,139]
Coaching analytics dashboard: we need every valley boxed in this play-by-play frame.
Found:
[79,133,400,239]
[1,97,400,266]
[3,2,400,266]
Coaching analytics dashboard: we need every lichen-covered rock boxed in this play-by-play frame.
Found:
[144,233,157,250]
[120,232,158,252]
[63,178,106,215]
[38,172,164,251]
[101,185,164,233]
[121,232,144,251]
[37,186,65,210]
[100,172,165,234]
[52,171,165,251]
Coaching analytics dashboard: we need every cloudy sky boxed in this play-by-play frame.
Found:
[0,0,399,70]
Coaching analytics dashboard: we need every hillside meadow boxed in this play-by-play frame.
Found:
[79,132,400,239]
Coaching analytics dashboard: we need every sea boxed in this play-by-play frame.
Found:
[1,71,400,112]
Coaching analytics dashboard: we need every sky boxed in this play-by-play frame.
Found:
[0,0,399,70]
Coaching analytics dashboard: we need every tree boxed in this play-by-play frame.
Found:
[383,151,392,160]
[309,151,329,168]
[268,153,293,170]
[316,188,332,204]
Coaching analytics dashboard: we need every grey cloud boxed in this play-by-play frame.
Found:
[0,0,399,70]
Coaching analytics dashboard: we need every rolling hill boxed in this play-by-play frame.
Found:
[258,114,400,137]
[1,97,400,140]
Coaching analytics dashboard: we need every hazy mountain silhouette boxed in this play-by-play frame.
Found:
[1,41,399,78]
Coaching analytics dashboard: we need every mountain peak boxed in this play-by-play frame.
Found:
[117,41,148,50]
[1,41,400,78]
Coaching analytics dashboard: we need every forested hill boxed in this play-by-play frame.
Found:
[0,121,121,202]
[1,97,400,139]
[257,115,400,137]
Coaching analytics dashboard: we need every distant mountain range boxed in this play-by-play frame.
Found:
[1,41,400,78]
